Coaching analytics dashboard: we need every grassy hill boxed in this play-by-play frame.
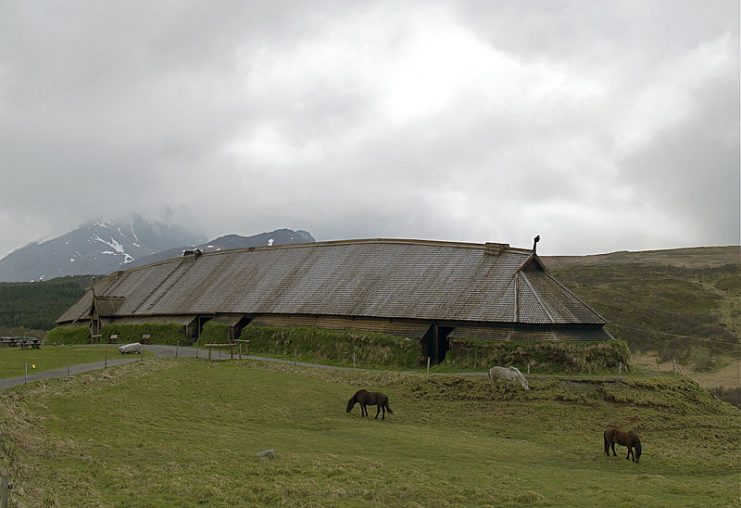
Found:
[1,358,738,507]
[0,275,92,333]
[544,246,740,361]
[544,246,740,269]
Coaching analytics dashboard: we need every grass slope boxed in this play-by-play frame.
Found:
[546,250,739,359]
[1,359,739,507]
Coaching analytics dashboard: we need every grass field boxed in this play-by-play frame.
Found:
[1,358,739,507]
[0,345,126,379]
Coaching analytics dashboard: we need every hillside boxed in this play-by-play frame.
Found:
[0,275,91,332]
[1,359,738,506]
[544,246,740,360]
[544,245,740,269]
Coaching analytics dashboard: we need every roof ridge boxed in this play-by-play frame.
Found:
[194,238,533,257]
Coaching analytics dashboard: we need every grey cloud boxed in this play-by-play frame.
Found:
[0,0,738,258]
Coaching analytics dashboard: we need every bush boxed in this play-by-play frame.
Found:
[100,324,189,345]
[46,326,90,345]
[196,321,232,345]
[688,346,714,372]
[446,339,630,373]
[243,326,422,369]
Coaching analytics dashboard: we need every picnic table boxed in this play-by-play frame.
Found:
[20,338,41,349]
[0,336,41,349]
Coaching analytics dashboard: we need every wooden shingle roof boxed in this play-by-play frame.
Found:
[57,239,606,326]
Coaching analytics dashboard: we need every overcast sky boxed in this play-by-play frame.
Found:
[0,0,738,257]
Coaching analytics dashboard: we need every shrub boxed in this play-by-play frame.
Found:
[196,321,232,345]
[446,339,630,373]
[687,345,714,372]
[100,323,189,345]
[46,326,90,345]
[243,326,422,369]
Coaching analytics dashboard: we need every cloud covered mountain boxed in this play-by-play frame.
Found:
[0,214,206,282]
[125,228,316,269]
[0,214,316,282]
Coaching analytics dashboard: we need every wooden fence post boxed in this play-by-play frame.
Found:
[427,357,431,374]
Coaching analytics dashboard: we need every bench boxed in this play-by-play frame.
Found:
[108,334,119,344]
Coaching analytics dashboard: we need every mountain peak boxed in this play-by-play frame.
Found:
[0,218,315,282]
[0,216,204,282]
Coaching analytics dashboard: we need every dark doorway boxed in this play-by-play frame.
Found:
[233,315,253,340]
[421,324,455,364]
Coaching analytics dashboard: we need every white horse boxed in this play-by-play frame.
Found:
[488,366,529,390]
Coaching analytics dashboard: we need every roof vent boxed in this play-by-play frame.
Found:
[484,242,509,256]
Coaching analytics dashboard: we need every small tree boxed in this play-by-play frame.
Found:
[688,345,713,372]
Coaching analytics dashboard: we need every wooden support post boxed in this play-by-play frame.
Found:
[427,357,431,374]
[208,347,212,361]
[24,363,27,384]
[433,324,439,365]
[230,346,234,360]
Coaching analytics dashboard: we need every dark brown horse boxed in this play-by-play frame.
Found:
[604,427,642,463]
[346,389,394,420]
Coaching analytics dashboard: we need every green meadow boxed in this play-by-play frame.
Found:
[0,345,124,379]
[1,358,739,507]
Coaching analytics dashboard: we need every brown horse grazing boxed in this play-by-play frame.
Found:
[346,389,394,420]
[604,427,642,463]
